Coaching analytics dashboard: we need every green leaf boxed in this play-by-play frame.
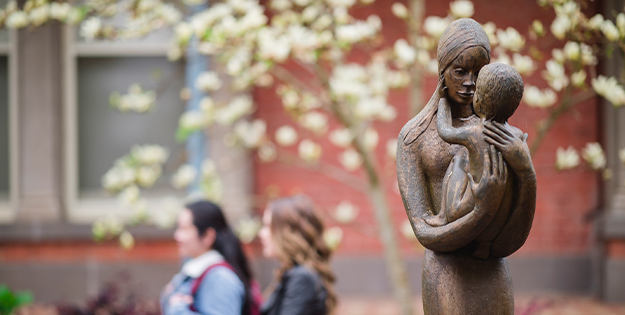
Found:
[176,125,193,142]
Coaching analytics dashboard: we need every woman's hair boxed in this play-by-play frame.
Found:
[186,200,254,315]
[403,18,491,145]
[266,195,337,313]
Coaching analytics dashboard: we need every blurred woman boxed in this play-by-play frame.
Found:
[160,200,257,315]
[258,195,337,315]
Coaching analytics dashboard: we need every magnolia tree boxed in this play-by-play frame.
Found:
[3,0,625,313]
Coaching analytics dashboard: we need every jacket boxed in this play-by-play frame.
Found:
[160,250,245,315]
[261,265,327,315]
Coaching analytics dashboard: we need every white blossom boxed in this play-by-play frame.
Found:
[29,5,49,26]
[579,44,597,66]
[364,128,379,150]
[512,53,534,75]
[136,166,161,187]
[119,231,135,250]
[551,48,565,64]
[196,72,222,92]
[132,145,169,165]
[258,142,277,162]
[330,128,353,148]
[424,16,449,39]
[582,142,606,170]
[50,2,71,20]
[175,22,193,44]
[235,217,262,243]
[102,166,136,191]
[401,220,416,240]
[326,0,356,8]
[323,227,343,250]
[234,119,267,148]
[80,17,102,41]
[298,139,322,163]
[150,197,181,229]
[592,75,625,107]
[555,1,580,16]
[167,45,183,61]
[355,96,387,120]
[257,28,291,62]
[118,185,141,205]
[394,39,416,66]
[482,22,498,46]
[179,110,209,131]
[587,14,604,30]
[379,105,398,122]
[555,146,580,170]
[543,60,569,92]
[392,3,408,19]
[496,27,525,52]
[532,20,545,36]
[571,70,586,87]
[333,201,359,223]
[333,7,350,24]
[5,11,29,29]
[336,19,378,44]
[550,15,571,40]
[387,139,398,160]
[201,159,217,179]
[115,85,156,113]
[339,149,362,171]
[299,111,329,135]
[617,13,625,35]
[157,3,182,24]
[275,126,298,146]
[449,0,474,18]
[301,4,322,23]
[270,0,291,11]
[171,164,197,189]
[215,95,255,125]
[523,86,557,108]
[563,41,581,61]
[601,20,620,41]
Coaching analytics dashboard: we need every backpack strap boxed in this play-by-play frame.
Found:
[189,261,234,312]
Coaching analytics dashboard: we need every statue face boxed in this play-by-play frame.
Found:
[443,46,489,108]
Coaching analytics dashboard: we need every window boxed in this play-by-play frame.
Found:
[64,25,186,222]
[0,26,16,222]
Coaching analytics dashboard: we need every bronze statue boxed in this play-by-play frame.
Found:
[396,19,537,315]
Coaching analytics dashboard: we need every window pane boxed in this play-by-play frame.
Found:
[77,57,185,195]
[0,56,8,195]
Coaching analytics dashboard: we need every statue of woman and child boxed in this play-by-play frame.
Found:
[397,18,537,314]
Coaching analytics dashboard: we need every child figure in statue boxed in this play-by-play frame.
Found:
[425,63,526,260]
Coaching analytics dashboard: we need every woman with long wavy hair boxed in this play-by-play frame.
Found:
[258,194,337,315]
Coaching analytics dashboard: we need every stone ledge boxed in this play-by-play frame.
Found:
[0,222,173,242]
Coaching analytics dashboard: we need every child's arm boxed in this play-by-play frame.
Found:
[437,98,471,145]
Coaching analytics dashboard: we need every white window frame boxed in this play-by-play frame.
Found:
[0,29,18,223]
[63,25,175,223]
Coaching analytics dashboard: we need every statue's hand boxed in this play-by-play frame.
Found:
[468,146,508,215]
[483,121,533,177]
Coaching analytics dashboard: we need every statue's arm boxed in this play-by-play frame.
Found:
[483,122,537,257]
[397,130,505,252]
[437,98,470,145]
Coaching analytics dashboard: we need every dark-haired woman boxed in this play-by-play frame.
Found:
[160,200,257,315]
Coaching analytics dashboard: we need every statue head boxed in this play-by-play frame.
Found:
[437,18,491,76]
[473,63,524,123]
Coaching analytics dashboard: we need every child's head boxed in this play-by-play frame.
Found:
[473,63,524,123]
